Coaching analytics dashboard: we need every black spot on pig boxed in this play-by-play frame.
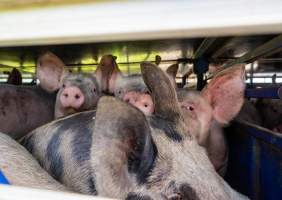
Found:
[124,119,158,185]
[179,183,199,200]
[125,193,153,200]
[46,131,64,181]
[87,176,97,195]
[56,111,95,133]
[21,135,34,154]
[71,125,92,163]
[149,117,183,142]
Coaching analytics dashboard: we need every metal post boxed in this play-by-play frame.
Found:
[250,63,254,88]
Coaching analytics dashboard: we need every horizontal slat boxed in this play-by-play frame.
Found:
[0,184,117,200]
[0,0,282,46]
[245,86,282,99]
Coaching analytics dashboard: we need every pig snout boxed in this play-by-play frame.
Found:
[123,91,138,104]
[60,86,85,109]
[123,91,154,116]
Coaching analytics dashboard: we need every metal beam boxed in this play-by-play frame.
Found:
[0,63,14,68]
[193,38,217,59]
[223,35,282,68]
[211,37,234,58]
[245,86,282,99]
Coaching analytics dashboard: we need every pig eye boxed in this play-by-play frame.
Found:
[144,104,148,108]
[62,84,66,88]
[93,88,96,93]
[188,106,194,111]
[182,104,194,112]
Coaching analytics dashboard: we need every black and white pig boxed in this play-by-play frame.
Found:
[0,52,101,139]
[22,62,248,199]
[119,61,246,176]
[123,62,246,176]
[0,132,68,191]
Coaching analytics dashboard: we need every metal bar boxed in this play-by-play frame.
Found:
[211,37,234,58]
[250,63,254,88]
[193,38,217,59]
[245,86,282,99]
[0,64,15,68]
[0,58,194,69]
[196,73,204,90]
[214,57,282,63]
[257,58,282,63]
[223,35,282,68]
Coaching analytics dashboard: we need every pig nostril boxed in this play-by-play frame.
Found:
[63,93,68,98]
[75,94,80,99]
[144,104,148,107]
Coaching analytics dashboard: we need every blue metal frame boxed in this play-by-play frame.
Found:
[245,86,282,99]
[0,170,9,185]
[225,121,282,200]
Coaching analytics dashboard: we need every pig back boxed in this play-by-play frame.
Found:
[0,84,56,139]
[21,111,97,195]
[0,132,68,191]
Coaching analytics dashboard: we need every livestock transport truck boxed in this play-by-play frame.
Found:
[0,1,282,200]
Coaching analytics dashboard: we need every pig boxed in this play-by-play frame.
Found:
[22,62,248,199]
[97,55,154,115]
[0,52,61,139]
[95,54,147,97]
[236,100,263,125]
[0,52,101,139]
[122,91,154,116]
[177,65,245,176]
[121,63,179,116]
[0,132,68,191]
[255,98,282,132]
[54,72,101,119]
[138,62,245,176]
[7,68,22,85]
[95,55,118,94]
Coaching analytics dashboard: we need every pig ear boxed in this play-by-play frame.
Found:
[95,55,121,93]
[155,55,162,65]
[141,62,182,122]
[166,63,179,87]
[93,96,157,185]
[36,52,66,92]
[201,65,245,124]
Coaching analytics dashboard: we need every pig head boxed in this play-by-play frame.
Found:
[177,65,245,176]
[22,62,247,199]
[38,52,102,119]
[54,72,101,119]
